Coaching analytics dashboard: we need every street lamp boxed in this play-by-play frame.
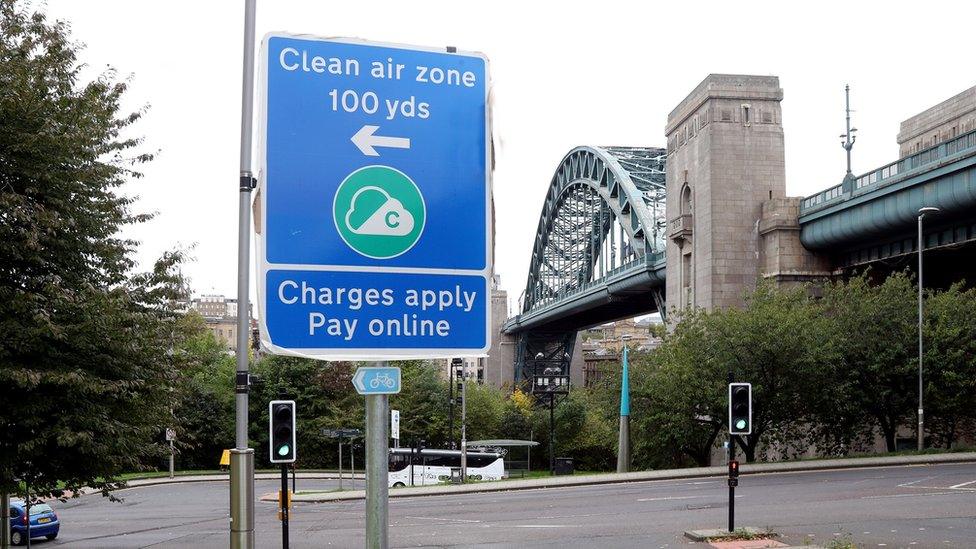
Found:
[917,206,940,451]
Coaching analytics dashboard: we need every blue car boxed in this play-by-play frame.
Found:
[8,500,59,545]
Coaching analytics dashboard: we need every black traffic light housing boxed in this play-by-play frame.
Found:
[269,400,296,464]
[728,459,740,478]
[728,382,752,436]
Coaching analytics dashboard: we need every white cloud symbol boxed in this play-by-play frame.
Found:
[346,186,415,237]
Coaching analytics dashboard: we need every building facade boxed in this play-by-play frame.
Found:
[665,74,789,312]
[188,294,254,352]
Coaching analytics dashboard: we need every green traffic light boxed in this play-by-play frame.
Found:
[277,444,290,457]
[735,419,747,430]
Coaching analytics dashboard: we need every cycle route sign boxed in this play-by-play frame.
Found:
[352,366,402,395]
[256,33,491,360]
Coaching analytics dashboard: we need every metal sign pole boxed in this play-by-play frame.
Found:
[169,439,175,479]
[231,0,257,547]
[365,383,390,549]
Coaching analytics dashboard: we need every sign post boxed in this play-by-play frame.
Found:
[232,1,258,547]
[165,428,176,479]
[353,366,400,548]
[391,409,400,448]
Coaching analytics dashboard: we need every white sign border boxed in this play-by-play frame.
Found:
[255,32,493,361]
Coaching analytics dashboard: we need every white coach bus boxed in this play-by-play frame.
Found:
[388,448,504,487]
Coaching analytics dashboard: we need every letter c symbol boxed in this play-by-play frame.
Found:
[385,211,400,228]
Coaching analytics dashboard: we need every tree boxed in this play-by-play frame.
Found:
[170,313,236,470]
[249,355,360,469]
[923,283,976,448]
[819,273,918,452]
[631,311,726,468]
[715,283,830,461]
[0,1,187,500]
[388,361,449,447]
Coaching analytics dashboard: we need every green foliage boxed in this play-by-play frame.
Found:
[249,356,361,469]
[634,284,829,464]
[816,273,918,452]
[923,283,976,447]
[170,314,236,470]
[0,1,187,499]
[389,360,449,447]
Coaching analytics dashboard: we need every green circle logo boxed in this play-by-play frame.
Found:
[333,165,426,259]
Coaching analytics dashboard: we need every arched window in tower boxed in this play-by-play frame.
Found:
[680,184,692,216]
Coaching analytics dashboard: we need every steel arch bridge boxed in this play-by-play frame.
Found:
[503,146,668,384]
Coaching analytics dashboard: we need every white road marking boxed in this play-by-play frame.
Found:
[897,476,936,487]
[637,495,701,502]
[861,492,957,499]
[948,479,976,489]
[514,524,577,528]
[404,516,482,524]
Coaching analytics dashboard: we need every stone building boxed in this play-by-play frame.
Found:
[188,294,254,352]
[897,84,976,156]
[440,275,517,388]
[665,75,789,312]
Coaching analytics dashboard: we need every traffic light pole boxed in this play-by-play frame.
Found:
[728,437,735,532]
[280,464,289,549]
[449,366,455,448]
[727,370,735,533]
[231,0,257,547]
[460,361,468,481]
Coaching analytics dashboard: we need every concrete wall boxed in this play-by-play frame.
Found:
[758,197,832,282]
[665,74,786,313]
[897,85,976,157]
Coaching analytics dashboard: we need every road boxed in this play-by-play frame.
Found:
[38,462,976,548]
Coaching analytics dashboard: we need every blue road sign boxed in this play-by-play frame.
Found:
[353,366,402,395]
[256,34,491,360]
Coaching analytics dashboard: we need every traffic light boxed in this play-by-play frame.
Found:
[728,459,739,478]
[728,382,752,435]
[269,400,296,463]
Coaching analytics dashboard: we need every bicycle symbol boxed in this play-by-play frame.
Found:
[369,373,396,389]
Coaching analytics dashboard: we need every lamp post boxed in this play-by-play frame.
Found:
[917,206,940,451]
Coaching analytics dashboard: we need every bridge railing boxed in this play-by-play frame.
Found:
[800,127,976,214]
[522,252,665,317]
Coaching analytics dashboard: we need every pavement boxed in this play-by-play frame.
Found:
[43,459,976,548]
[267,451,976,502]
[121,471,364,489]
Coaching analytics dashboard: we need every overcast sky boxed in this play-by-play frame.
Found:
[44,0,975,315]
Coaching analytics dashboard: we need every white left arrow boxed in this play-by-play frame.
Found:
[351,125,411,156]
[352,368,367,393]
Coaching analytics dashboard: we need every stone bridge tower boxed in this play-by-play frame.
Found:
[665,74,787,312]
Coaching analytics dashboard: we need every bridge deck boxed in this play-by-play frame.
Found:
[504,253,665,334]
[799,128,976,259]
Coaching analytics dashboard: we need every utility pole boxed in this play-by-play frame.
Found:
[840,84,858,184]
[616,346,631,473]
[917,206,940,451]
[1,490,9,549]
[460,360,468,480]
[549,394,555,474]
[230,0,257,547]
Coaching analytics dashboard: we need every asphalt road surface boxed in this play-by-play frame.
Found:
[37,462,976,548]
